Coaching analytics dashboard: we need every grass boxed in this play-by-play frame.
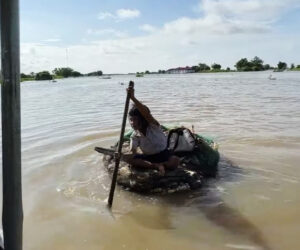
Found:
[21,77,35,82]
[53,75,64,79]
[20,75,64,82]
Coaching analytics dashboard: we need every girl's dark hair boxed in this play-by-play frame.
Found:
[129,105,149,130]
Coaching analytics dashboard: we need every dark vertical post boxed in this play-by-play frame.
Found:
[1,0,23,249]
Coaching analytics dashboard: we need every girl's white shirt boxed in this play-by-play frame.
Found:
[130,124,167,155]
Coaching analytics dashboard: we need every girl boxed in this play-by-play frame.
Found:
[124,86,179,175]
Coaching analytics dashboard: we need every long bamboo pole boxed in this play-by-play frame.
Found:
[108,81,134,208]
[1,0,23,249]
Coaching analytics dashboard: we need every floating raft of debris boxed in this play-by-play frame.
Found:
[96,128,220,194]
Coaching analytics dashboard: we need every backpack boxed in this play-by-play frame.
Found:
[167,127,196,153]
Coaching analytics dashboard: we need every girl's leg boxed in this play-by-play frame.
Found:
[132,158,165,175]
[123,154,165,175]
[155,156,180,175]
[163,155,180,170]
[122,154,179,176]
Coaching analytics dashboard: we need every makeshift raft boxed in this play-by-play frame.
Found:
[95,127,220,194]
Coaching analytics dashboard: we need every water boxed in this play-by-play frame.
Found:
[1,72,300,250]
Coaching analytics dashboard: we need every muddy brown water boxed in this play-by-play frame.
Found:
[0,72,300,250]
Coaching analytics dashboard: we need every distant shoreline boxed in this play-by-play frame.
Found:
[19,69,300,82]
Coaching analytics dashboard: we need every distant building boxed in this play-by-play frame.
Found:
[166,66,195,74]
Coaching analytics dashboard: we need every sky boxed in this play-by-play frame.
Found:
[19,0,300,74]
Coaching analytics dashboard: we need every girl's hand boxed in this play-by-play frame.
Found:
[127,86,135,99]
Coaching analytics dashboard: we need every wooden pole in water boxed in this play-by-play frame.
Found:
[1,0,23,249]
[108,81,134,209]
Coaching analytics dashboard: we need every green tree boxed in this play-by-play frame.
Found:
[211,63,221,70]
[226,67,231,71]
[35,71,53,80]
[53,67,75,77]
[297,65,300,69]
[290,63,295,69]
[191,65,199,72]
[235,58,250,71]
[277,61,287,70]
[235,57,265,71]
[263,64,270,70]
[71,71,82,77]
[251,56,264,71]
[87,70,103,76]
[198,63,210,71]
[145,70,150,74]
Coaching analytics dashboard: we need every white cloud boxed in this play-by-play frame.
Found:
[87,28,127,38]
[162,0,300,36]
[21,43,67,73]
[187,0,300,35]
[98,8,140,21]
[42,38,61,42]
[98,12,114,20]
[162,15,270,36]
[116,9,140,19]
[198,0,299,21]
[139,24,156,33]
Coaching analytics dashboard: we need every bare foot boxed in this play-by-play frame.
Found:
[154,164,165,176]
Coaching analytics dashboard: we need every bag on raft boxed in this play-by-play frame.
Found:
[167,127,196,153]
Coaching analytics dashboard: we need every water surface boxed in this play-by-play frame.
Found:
[1,72,300,250]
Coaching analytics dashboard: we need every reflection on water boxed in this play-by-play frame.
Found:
[1,72,300,249]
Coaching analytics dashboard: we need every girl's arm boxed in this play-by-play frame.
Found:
[127,86,159,126]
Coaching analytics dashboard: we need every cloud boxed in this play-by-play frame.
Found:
[183,0,300,35]
[98,8,140,21]
[139,24,156,33]
[162,0,300,36]
[98,12,115,20]
[162,15,270,36]
[198,0,299,21]
[42,38,61,42]
[87,28,128,38]
[21,43,67,73]
[116,9,140,19]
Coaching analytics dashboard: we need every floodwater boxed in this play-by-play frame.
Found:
[1,72,300,250]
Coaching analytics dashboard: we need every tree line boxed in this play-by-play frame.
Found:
[234,57,300,71]
[21,57,300,81]
[21,68,103,81]
[153,57,300,74]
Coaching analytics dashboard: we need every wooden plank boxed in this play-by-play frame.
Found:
[1,0,23,249]
[94,146,115,156]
